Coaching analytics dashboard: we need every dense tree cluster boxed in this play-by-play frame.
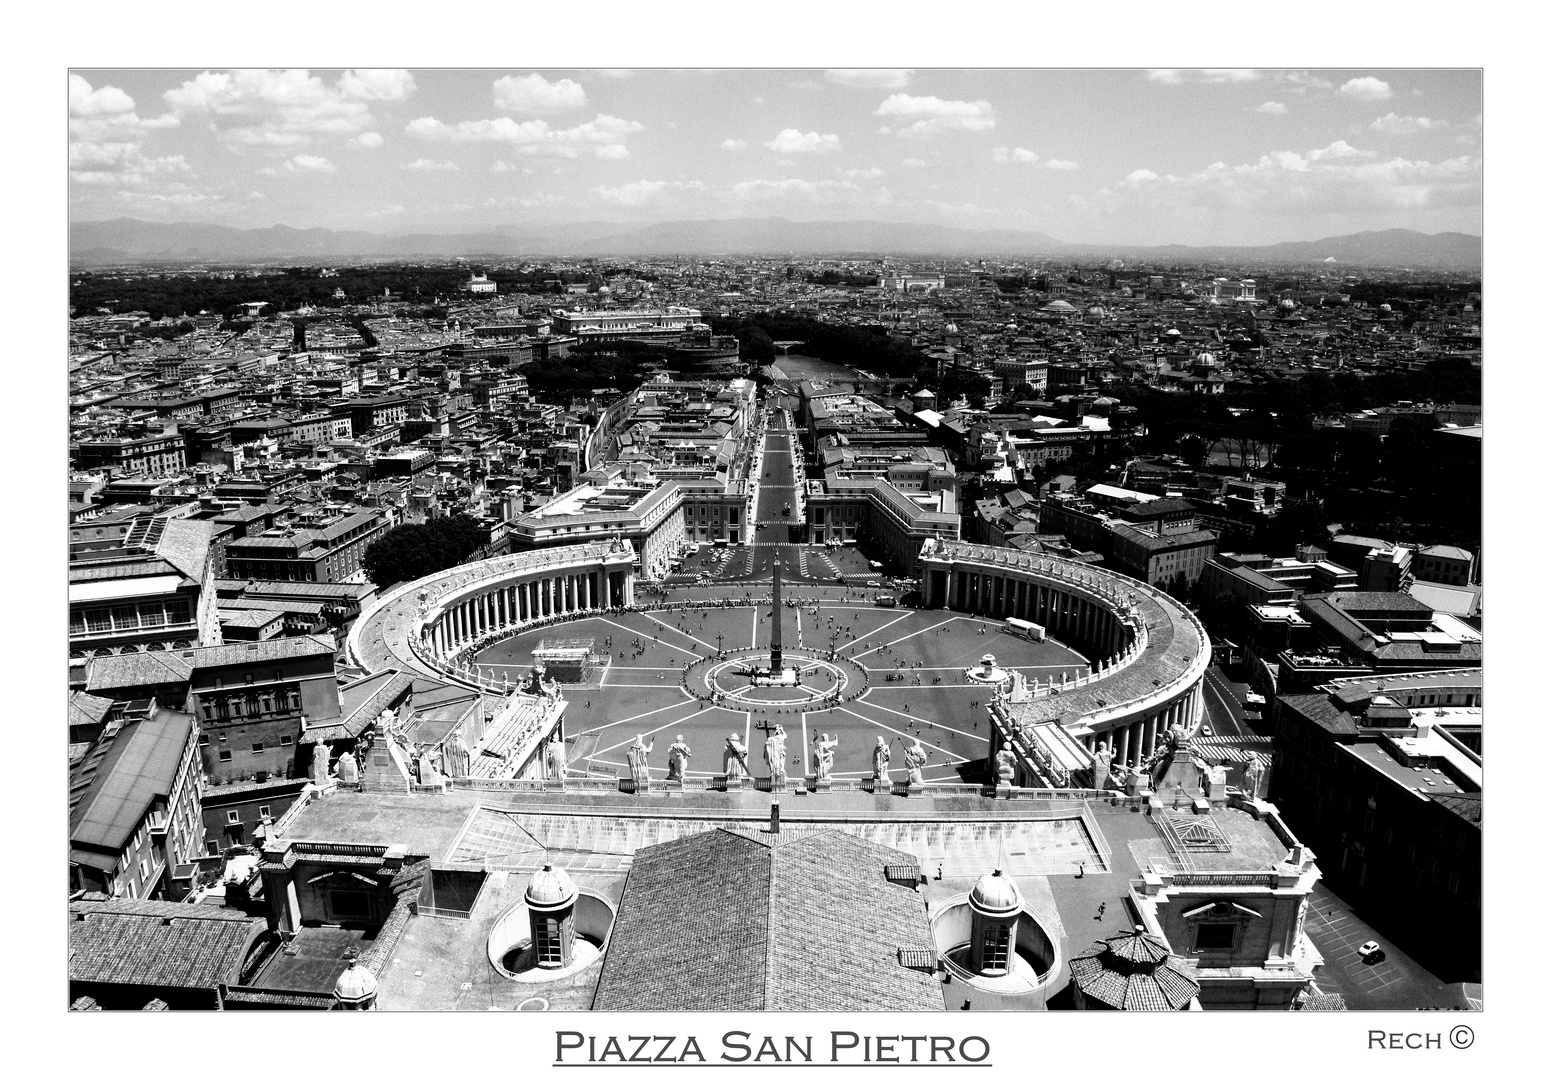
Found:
[362,514,488,589]
[804,270,879,288]
[708,313,931,378]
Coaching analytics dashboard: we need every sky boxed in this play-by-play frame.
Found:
[70,67,1481,248]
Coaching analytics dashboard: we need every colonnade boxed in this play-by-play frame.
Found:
[425,564,633,661]
[941,567,1128,663]
[1077,683,1206,770]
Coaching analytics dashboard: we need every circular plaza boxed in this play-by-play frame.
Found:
[347,538,1210,791]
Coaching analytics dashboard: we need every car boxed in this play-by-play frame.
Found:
[1201,725,1214,737]
[1357,941,1385,964]
[874,595,897,608]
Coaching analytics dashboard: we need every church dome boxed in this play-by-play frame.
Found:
[333,956,378,1004]
[1378,303,1392,313]
[969,868,1023,915]
[1196,351,1216,365]
[526,864,578,911]
[1042,300,1076,313]
[1279,298,1296,310]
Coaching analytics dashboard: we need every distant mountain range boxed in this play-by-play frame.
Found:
[69,217,1482,270]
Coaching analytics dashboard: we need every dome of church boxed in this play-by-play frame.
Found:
[1280,298,1296,310]
[333,956,378,1004]
[945,321,959,334]
[526,864,578,909]
[1164,328,1182,337]
[1196,352,1216,365]
[969,868,1023,915]
[1378,303,1392,313]
[1042,300,1077,312]
[1087,305,1105,317]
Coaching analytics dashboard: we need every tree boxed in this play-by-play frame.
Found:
[363,515,487,589]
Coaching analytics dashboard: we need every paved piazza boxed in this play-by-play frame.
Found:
[470,580,1091,784]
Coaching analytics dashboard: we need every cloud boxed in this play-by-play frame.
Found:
[836,167,885,180]
[764,128,841,154]
[591,179,708,207]
[407,112,643,158]
[349,131,384,149]
[357,204,407,218]
[901,158,927,169]
[337,69,416,101]
[403,158,459,171]
[69,75,183,186]
[1146,69,1261,85]
[1339,76,1392,100]
[1044,159,1080,171]
[728,177,892,208]
[1369,112,1446,134]
[164,69,413,147]
[1256,101,1288,115]
[1275,71,1334,92]
[259,153,337,176]
[70,74,136,117]
[1083,140,1478,217]
[720,138,747,151]
[992,146,1039,165]
[492,73,586,113]
[875,94,995,137]
[825,69,912,89]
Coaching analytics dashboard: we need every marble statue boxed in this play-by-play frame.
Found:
[547,737,567,780]
[764,725,788,787]
[442,731,470,779]
[1167,722,1187,750]
[667,734,692,781]
[1092,741,1115,790]
[310,745,332,787]
[417,752,443,788]
[903,740,929,786]
[1244,754,1267,799]
[627,734,654,790]
[724,733,751,779]
[993,747,1016,786]
[813,733,838,780]
[872,736,892,784]
[335,750,359,785]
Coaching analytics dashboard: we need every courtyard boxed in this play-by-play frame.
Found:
[470,583,1091,785]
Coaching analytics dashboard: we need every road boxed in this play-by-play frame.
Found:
[1200,664,1251,739]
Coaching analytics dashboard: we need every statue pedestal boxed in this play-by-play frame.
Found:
[544,779,566,792]
[738,775,755,791]
[814,777,832,793]
[906,782,925,797]
[664,780,683,798]
[995,781,1013,799]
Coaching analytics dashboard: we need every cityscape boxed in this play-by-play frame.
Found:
[65,67,1482,1016]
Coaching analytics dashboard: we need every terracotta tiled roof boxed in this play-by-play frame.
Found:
[592,828,941,1012]
[1069,928,1200,1011]
[69,898,266,991]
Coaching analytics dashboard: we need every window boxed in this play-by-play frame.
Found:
[1196,923,1235,950]
[252,742,265,754]
[259,805,271,818]
[218,750,233,762]
[980,923,1011,973]
[206,840,219,857]
[227,810,241,824]
[199,733,210,746]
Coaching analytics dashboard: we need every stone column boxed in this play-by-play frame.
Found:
[1118,724,1131,767]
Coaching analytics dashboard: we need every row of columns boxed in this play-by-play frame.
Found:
[945,569,1126,661]
[1080,683,1206,770]
[427,567,634,659]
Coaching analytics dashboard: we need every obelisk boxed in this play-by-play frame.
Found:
[769,556,784,670]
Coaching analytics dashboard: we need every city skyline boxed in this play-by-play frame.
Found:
[70,68,1482,248]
